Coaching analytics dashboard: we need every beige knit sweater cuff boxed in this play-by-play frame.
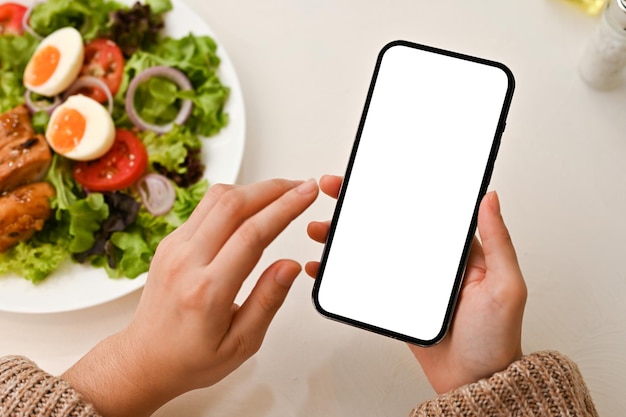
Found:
[0,355,100,417]
[1,351,598,417]
[410,350,599,416]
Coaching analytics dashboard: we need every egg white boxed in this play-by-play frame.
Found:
[24,27,84,97]
[46,95,116,161]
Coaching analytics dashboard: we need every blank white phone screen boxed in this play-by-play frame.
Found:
[315,42,512,344]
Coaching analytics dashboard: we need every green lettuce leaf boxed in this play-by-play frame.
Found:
[114,33,229,137]
[141,125,200,174]
[67,193,110,253]
[0,238,68,283]
[0,33,39,71]
[31,111,51,134]
[107,223,154,278]
[46,155,80,212]
[0,34,39,113]
[145,0,173,14]
[45,156,109,254]
[28,0,124,40]
[171,179,208,221]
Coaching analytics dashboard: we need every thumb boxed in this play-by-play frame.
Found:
[477,191,522,279]
[232,260,301,344]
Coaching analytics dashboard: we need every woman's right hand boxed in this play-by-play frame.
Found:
[407,190,527,394]
[305,175,527,395]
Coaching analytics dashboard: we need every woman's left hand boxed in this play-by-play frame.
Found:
[63,178,319,417]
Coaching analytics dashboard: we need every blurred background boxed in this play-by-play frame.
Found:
[1,0,625,415]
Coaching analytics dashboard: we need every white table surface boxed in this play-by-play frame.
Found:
[2,0,625,415]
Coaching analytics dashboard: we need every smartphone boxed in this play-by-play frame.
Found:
[312,40,515,346]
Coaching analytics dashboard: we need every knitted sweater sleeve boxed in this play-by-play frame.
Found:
[0,351,598,417]
[410,350,599,417]
[0,356,101,417]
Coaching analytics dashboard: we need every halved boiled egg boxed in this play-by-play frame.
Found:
[45,95,115,161]
[23,27,84,97]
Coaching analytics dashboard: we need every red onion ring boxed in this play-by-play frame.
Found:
[63,76,114,114]
[135,173,177,216]
[125,66,194,134]
[24,89,61,114]
[22,1,43,40]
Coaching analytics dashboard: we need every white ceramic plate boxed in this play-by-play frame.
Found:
[0,0,246,314]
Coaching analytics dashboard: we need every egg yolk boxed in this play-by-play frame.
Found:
[48,108,86,153]
[24,45,61,87]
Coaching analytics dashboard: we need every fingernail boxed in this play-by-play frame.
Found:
[489,191,501,215]
[296,178,317,194]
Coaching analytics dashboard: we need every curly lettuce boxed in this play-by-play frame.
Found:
[29,0,124,40]
[114,33,229,137]
[0,34,39,113]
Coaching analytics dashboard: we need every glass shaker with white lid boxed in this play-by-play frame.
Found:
[579,0,626,89]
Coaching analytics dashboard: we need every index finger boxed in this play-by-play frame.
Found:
[204,178,319,307]
[184,179,302,262]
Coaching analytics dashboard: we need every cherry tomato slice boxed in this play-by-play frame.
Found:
[73,129,148,192]
[78,39,124,103]
[0,3,27,35]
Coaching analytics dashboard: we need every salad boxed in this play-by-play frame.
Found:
[0,0,230,283]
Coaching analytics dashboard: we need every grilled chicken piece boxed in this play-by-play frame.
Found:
[0,105,52,192]
[0,182,56,253]
[0,105,35,145]
[0,106,56,252]
[0,134,53,192]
